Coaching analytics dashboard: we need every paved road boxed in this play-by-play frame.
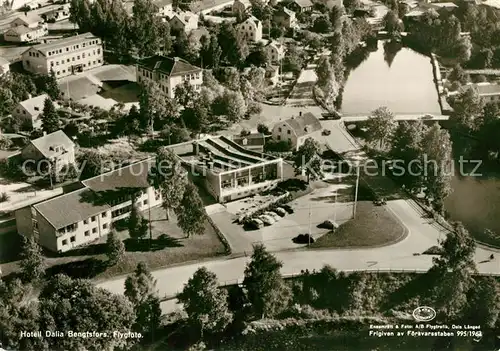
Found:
[97,198,500,314]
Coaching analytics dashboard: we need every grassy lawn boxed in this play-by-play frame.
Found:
[0,206,227,281]
[310,201,407,248]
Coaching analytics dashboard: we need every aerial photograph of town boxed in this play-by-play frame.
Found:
[0,0,499,349]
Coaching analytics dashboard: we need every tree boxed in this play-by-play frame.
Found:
[343,0,361,13]
[257,123,271,135]
[430,223,476,321]
[39,274,135,350]
[451,87,484,131]
[243,244,291,318]
[149,147,187,220]
[41,98,59,134]
[132,0,167,56]
[293,137,322,182]
[178,267,233,338]
[124,262,162,334]
[246,45,269,67]
[175,182,205,238]
[421,123,453,212]
[0,135,13,150]
[365,106,396,149]
[448,64,469,85]
[106,230,125,266]
[128,204,148,240]
[175,80,197,107]
[383,10,403,35]
[78,149,104,179]
[19,236,44,282]
[312,15,332,34]
[218,23,249,65]
[390,120,427,191]
[315,56,335,89]
[200,35,222,69]
[214,89,247,122]
[250,0,272,21]
[465,277,499,328]
[139,80,178,134]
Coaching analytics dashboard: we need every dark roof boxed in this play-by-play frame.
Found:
[34,188,111,230]
[29,130,74,159]
[274,7,295,17]
[283,112,322,137]
[137,55,202,77]
[232,133,266,147]
[82,158,154,193]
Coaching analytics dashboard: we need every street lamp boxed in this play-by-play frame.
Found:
[351,158,362,219]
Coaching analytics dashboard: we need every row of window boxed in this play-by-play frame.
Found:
[52,60,101,76]
[49,49,101,66]
[276,135,291,142]
[60,223,108,246]
[46,39,100,57]
[277,127,292,134]
[181,72,201,81]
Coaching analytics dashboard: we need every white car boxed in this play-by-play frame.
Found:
[259,215,275,225]
[274,207,287,217]
[264,211,281,221]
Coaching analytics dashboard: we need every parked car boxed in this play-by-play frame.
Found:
[274,207,287,217]
[250,218,264,229]
[373,197,387,206]
[318,220,339,230]
[281,204,294,214]
[264,211,281,221]
[259,215,275,225]
[293,233,315,244]
[322,129,331,136]
[420,114,433,120]
[321,111,342,120]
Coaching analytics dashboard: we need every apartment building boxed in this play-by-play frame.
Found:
[3,14,48,43]
[21,32,103,78]
[136,55,203,99]
[272,112,322,150]
[167,136,283,203]
[15,158,162,252]
[237,15,263,43]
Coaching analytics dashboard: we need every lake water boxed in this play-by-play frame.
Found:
[340,40,442,116]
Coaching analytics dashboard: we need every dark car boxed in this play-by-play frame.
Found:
[322,129,331,136]
[321,111,342,120]
[293,234,315,244]
[374,198,387,206]
[281,204,294,214]
[317,220,339,230]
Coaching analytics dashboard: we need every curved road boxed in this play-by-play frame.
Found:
[97,199,500,313]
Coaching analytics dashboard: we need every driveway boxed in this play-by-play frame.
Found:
[97,196,500,315]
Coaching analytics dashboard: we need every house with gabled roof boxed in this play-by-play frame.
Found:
[289,0,313,12]
[4,14,47,43]
[15,157,164,252]
[237,15,263,42]
[136,55,203,98]
[20,130,75,171]
[273,7,297,29]
[266,40,285,63]
[168,11,199,33]
[12,94,58,130]
[272,112,322,150]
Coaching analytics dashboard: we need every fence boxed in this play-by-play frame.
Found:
[159,268,500,302]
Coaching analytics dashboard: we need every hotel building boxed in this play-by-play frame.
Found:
[21,32,103,78]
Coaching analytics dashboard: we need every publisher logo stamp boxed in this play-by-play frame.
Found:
[412,306,436,322]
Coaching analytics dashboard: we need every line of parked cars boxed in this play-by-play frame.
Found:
[246,204,294,230]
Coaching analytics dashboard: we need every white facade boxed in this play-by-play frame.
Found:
[0,57,9,75]
[136,56,203,99]
[169,12,199,33]
[21,32,103,78]
[237,16,263,42]
[4,16,48,43]
[266,41,285,63]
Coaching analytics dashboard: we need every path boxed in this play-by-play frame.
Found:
[465,69,500,76]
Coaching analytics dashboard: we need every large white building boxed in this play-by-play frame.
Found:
[21,32,103,78]
[167,136,283,203]
[15,158,163,253]
[136,55,203,99]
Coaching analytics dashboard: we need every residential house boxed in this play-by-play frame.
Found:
[15,158,163,253]
[272,7,297,29]
[21,32,103,78]
[40,4,71,22]
[0,57,9,75]
[153,0,174,15]
[231,133,267,152]
[314,0,343,9]
[136,55,203,99]
[232,0,249,15]
[266,40,285,63]
[20,130,75,172]
[237,15,263,43]
[3,14,48,43]
[289,0,313,13]
[12,94,56,130]
[272,112,322,150]
[167,135,283,203]
[168,11,199,33]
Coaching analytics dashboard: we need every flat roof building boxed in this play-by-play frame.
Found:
[21,32,103,78]
[167,136,283,203]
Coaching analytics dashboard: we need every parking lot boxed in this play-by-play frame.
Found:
[209,182,354,253]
